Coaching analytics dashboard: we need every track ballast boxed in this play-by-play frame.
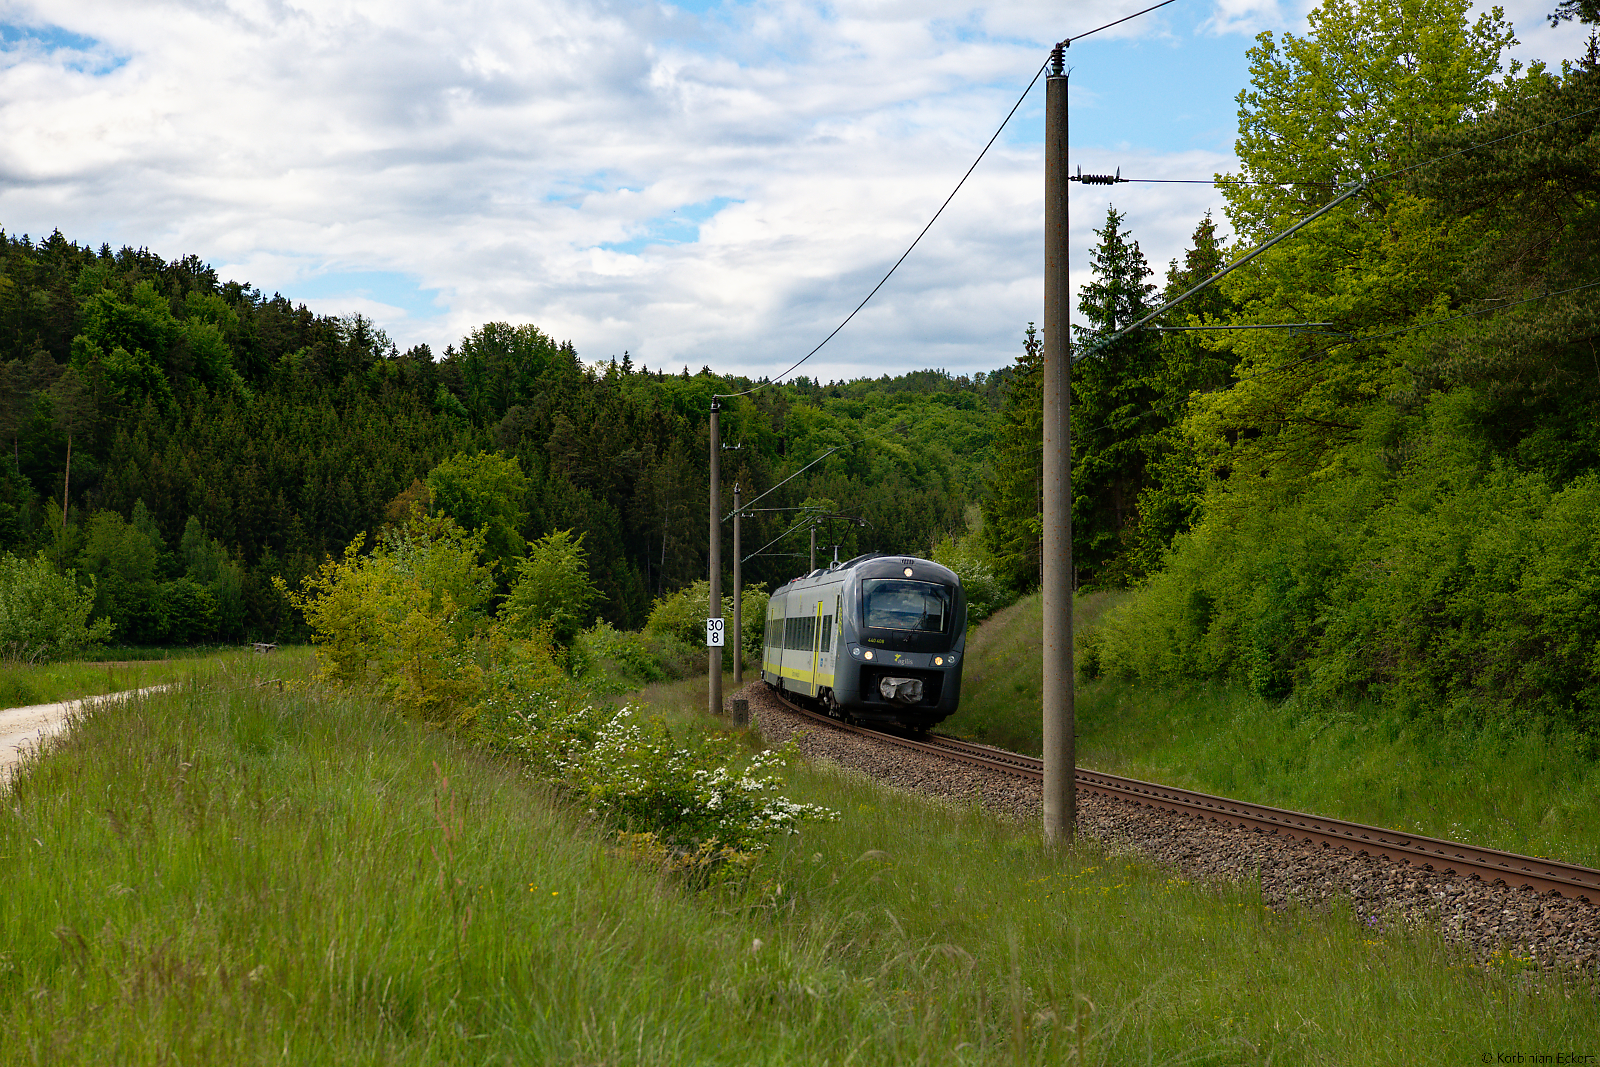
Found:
[771,688,1600,901]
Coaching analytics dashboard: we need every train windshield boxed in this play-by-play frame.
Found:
[861,580,951,633]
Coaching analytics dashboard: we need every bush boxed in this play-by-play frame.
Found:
[275,517,495,720]
[564,708,835,852]
[489,700,836,855]
[0,553,113,662]
[640,631,705,681]
[577,620,666,691]
[1094,450,1600,732]
[645,580,770,666]
[279,523,833,864]
[472,654,838,862]
[500,529,602,648]
[932,531,1009,622]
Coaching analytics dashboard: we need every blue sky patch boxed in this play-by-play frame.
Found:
[662,0,727,15]
[1060,24,1251,158]
[0,22,126,73]
[982,5,1253,159]
[290,270,446,322]
[601,196,740,254]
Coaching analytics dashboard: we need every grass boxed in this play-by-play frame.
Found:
[947,592,1130,756]
[74,643,256,663]
[2,663,1594,1064]
[0,645,313,709]
[942,594,1600,870]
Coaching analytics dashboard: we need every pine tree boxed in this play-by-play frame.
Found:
[980,325,1043,592]
[1120,212,1239,580]
[1071,205,1159,585]
[1548,0,1599,25]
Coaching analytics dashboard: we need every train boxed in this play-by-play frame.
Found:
[760,552,966,730]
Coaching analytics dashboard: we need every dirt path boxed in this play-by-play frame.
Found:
[0,686,169,783]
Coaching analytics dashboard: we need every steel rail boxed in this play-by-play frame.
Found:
[769,690,1600,901]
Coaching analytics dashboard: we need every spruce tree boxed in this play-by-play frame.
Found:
[1071,205,1159,586]
[980,325,1043,592]
[1121,213,1239,579]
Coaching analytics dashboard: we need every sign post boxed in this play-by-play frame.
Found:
[709,398,723,716]
[732,483,742,686]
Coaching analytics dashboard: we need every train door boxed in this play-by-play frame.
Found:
[764,594,784,684]
[809,599,823,695]
[815,595,837,693]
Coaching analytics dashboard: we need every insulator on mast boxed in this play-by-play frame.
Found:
[1070,166,1125,186]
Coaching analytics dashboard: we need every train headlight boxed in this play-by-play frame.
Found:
[863,649,874,661]
[934,656,943,666]
[850,646,863,659]
[903,567,914,577]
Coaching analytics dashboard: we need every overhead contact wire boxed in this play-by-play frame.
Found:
[712,59,1051,401]
[1042,278,1600,457]
[1076,101,1600,363]
[714,0,1190,401]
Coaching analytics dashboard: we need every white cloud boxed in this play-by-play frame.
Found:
[1201,0,1318,37]
[0,0,1590,382]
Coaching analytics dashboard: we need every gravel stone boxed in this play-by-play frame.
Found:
[735,680,1600,976]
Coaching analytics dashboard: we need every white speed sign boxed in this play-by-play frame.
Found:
[705,617,725,647]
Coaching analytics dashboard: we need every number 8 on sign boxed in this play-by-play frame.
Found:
[705,617,725,647]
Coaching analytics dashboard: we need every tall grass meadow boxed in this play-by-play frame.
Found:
[0,666,1593,1062]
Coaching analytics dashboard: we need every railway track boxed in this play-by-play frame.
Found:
[772,692,1600,902]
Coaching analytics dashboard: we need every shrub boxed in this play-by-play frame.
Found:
[1095,449,1600,732]
[0,553,113,662]
[500,529,602,648]
[933,532,1009,622]
[556,705,835,853]
[474,663,837,860]
[577,620,666,690]
[275,517,495,720]
[640,631,704,681]
[646,580,770,666]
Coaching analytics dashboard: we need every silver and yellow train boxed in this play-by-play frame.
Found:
[761,553,966,730]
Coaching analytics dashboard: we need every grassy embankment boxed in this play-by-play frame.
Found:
[2,656,1595,1063]
[944,593,1600,869]
[0,646,313,710]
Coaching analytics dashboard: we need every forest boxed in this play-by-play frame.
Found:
[3,0,1598,738]
[0,234,1009,647]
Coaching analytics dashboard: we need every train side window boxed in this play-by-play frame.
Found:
[821,615,833,652]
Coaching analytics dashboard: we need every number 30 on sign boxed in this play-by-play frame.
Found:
[705,617,725,647]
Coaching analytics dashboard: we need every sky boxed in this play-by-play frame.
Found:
[0,0,1591,382]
